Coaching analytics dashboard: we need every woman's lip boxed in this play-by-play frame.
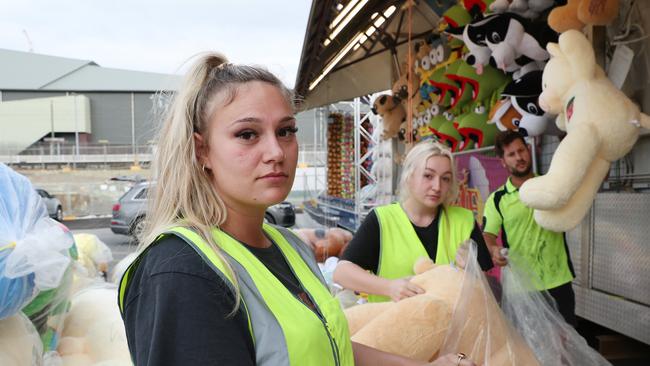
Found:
[259,173,288,179]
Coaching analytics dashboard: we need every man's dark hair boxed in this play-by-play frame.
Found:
[494,130,527,158]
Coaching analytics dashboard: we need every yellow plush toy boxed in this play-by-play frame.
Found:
[519,30,650,232]
[345,258,540,365]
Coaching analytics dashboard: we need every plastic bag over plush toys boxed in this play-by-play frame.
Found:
[345,241,540,365]
[501,251,612,366]
[0,163,75,357]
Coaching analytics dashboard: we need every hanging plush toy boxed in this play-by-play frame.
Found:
[414,40,434,82]
[548,0,620,33]
[446,61,511,112]
[456,103,500,149]
[371,94,406,140]
[483,13,557,73]
[439,4,474,51]
[447,13,556,74]
[416,37,453,104]
[489,96,524,132]
[427,61,462,108]
[417,104,440,140]
[519,30,650,232]
[490,0,557,19]
[498,69,554,137]
[436,117,465,152]
[392,61,421,116]
[428,108,453,139]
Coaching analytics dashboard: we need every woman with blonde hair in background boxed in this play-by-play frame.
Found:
[117,53,476,366]
[334,141,494,302]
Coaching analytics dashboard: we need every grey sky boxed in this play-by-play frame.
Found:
[0,0,311,87]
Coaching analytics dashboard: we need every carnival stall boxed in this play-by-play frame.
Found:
[295,0,650,357]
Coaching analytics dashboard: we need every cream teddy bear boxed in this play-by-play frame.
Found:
[519,30,650,232]
[345,258,540,365]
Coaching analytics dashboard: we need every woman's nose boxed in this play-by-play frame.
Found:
[263,136,285,163]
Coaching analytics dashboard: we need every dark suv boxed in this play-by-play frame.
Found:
[111,181,295,236]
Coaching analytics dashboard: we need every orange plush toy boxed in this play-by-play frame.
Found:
[548,0,620,33]
[294,228,353,262]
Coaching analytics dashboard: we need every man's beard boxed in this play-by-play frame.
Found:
[510,161,532,177]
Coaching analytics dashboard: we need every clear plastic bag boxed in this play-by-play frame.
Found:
[0,247,36,319]
[0,164,75,355]
[73,233,114,278]
[5,218,75,289]
[440,241,541,365]
[501,252,612,366]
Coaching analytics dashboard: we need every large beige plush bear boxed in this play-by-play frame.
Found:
[345,259,540,365]
[519,30,650,232]
[58,287,132,366]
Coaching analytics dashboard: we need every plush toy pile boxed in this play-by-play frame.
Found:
[0,163,132,365]
[367,0,622,157]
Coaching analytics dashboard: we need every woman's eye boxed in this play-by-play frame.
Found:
[279,126,298,137]
[424,174,432,179]
[442,176,451,182]
[236,130,258,140]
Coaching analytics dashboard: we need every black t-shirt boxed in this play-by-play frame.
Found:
[342,208,494,272]
[122,234,310,365]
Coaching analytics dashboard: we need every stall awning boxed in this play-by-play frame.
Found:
[295,0,442,110]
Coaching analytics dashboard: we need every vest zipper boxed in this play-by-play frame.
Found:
[299,291,341,366]
[279,250,341,366]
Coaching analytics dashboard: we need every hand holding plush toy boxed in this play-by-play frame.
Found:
[519,30,650,232]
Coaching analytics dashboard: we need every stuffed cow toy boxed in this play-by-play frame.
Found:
[519,30,650,232]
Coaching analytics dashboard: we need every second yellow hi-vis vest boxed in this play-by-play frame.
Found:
[118,224,354,366]
[370,203,474,302]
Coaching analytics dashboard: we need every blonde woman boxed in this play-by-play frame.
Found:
[334,141,494,302]
[117,54,476,366]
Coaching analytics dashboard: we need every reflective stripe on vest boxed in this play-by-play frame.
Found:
[370,203,474,302]
[118,224,353,366]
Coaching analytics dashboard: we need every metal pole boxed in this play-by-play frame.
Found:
[131,93,138,167]
[529,136,538,174]
[353,97,361,229]
[74,95,79,169]
[50,101,55,155]
[50,100,55,139]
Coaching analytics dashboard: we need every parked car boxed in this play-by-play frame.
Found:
[111,181,295,237]
[36,188,63,221]
[265,201,296,227]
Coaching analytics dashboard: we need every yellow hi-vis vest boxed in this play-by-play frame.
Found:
[369,203,474,302]
[118,224,354,366]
